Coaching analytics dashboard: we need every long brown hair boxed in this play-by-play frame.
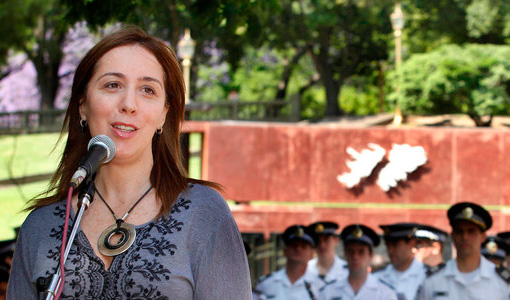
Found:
[27,26,220,216]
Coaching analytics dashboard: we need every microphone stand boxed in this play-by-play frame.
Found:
[42,180,95,300]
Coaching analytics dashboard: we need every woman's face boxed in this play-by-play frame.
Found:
[79,45,168,164]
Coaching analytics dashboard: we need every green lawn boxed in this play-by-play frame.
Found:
[0,133,63,180]
[0,132,203,241]
[0,181,49,240]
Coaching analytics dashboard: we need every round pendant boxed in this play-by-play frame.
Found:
[97,222,136,256]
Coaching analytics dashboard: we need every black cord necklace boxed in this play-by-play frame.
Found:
[95,185,153,256]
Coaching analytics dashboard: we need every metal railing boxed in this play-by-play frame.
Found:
[0,110,66,134]
[187,97,300,122]
[0,99,300,134]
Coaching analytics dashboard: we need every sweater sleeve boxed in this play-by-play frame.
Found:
[191,203,252,300]
[7,223,39,300]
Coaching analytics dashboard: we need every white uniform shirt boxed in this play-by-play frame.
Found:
[318,273,398,300]
[253,268,322,300]
[307,256,348,284]
[373,258,426,300]
[416,256,510,300]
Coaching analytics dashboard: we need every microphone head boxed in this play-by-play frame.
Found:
[87,135,116,164]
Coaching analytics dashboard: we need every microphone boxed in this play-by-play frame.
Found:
[70,135,116,188]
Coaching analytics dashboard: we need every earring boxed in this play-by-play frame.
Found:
[80,119,88,133]
[156,128,163,139]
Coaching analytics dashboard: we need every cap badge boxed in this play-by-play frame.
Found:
[296,227,304,237]
[315,224,324,233]
[353,227,363,238]
[462,207,474,219]
[486,241,498,254]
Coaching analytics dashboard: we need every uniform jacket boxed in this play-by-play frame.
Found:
[253,268,322,300]
[416,256,510,300]
[373,258,426,300]
[318,273,397,300]
[307,256,348,285]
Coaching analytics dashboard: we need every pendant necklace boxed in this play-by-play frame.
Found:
[95,185,153,256]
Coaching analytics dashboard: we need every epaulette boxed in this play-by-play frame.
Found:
[426,262,446,277]
[319,279,337,292]
[496,265,510,284]
[252,288,264,296]
[377,278,394,290]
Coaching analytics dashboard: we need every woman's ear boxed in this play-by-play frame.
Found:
[79,98,86,120]
[159,105,169,128]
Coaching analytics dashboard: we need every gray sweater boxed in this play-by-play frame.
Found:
[7,183,252,299]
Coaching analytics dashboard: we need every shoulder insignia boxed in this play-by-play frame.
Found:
[325,279,337,286]
[318,279,337,292]
[252,288,264,295]
[496,265,510,284]
[426,262,446,277]
[377,278,394,290]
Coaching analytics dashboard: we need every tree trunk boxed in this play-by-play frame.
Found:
[275,46,307,100]
[29,16,65,110]
[308,45,343,117]
[34,50,62,110]
[324,77,341,117]
[468,114,493,127]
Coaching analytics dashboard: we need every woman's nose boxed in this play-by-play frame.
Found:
[120,88,138,113]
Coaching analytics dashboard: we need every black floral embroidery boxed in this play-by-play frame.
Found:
[130,260,171,281]
[171,197,192,214]
[123,284,169,300]
[147,216,184,234]
[42,193,192,299]
[53,205,67,219]
[139,238,177,257]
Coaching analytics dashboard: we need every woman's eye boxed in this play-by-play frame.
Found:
[105,82,120,89]
[142,87,156,95]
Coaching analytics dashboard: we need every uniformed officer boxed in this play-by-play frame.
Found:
[482,236,509,266]
[496,231,510,267]
[319,224,397,300]
[0,238,15,300]
[417,202,510,300]
[414,224,448,268]
[253,225,321,300]
[373,223,426,300]
[306,221,348,284]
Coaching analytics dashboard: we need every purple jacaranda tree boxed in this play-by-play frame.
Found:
[0,22,96,112]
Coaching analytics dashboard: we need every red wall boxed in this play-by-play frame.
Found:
[185,121,510,238]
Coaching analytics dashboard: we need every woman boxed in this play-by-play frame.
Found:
[7,26,252,299]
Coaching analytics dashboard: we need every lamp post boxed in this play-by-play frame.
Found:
[391,2,405,125]
[177,28,196,104]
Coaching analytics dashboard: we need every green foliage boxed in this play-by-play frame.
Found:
[63,0,270,70]
[387,44,510,121]
[340,80,381,115]
[400,0,510,55]
[0,0,69,63]
[300,87,325,120]
[232,47,281,102]
[263,0,394,116]
[0,0,71,108]
[465,0,510,42]
[197,46,316,101]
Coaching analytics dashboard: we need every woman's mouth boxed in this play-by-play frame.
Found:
[113,124,136,132]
